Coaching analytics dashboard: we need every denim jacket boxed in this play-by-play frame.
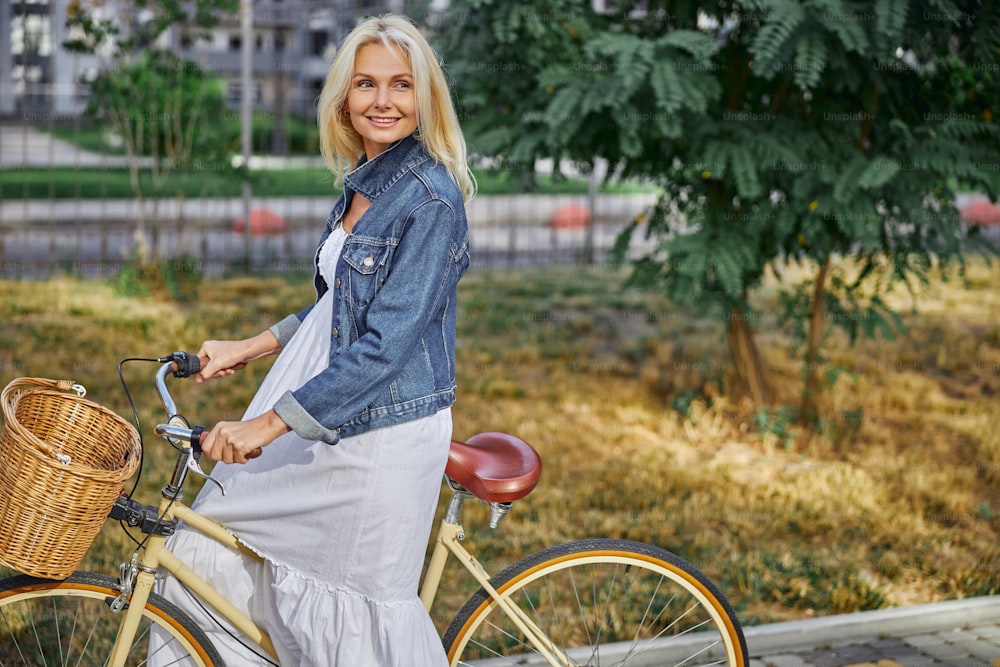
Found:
[267,134,470,444]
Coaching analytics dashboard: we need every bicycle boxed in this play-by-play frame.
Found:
[0,352,748,666]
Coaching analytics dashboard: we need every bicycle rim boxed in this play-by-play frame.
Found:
[0,571,222,667]
[443,538,747,667]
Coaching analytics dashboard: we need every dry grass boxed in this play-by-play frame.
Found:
[0,257,997,633]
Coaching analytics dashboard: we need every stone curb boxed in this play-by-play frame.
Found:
[743,596,1000,655]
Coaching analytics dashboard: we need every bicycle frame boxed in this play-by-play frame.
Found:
[104,359,569,667]
[109,497,278,665]
[109,478,571,667]
[421,486,572,667]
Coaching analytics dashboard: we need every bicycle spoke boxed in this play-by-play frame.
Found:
[28,607,46,667]
[464,618,531,660]
[445,539,746,667]
[1,605,32,666]
[0,573,222,667]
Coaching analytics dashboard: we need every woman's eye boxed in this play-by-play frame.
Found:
[357,80,374,88]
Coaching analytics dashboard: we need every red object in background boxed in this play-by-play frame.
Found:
[548,204,591,230]
[232,207,288,236]
[960,199,1000,226]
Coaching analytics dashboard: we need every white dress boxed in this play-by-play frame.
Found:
[151,226,452,666]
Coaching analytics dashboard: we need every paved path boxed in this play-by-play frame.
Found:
[742,596,1000,667]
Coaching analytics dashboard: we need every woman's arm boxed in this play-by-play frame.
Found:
[196,330,283,383]
[274,197,466,443]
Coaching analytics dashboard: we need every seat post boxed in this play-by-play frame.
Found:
[444,480,475,525]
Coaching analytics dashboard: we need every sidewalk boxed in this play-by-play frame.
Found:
[743,596,1000,667]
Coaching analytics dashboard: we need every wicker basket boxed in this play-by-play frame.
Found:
[0,378,140,579]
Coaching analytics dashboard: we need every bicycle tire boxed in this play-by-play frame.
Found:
[0,571,224,667]
[443,538,747,667]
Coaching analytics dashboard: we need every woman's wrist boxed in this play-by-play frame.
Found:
[260,409,292,442]
[243,330,282,361]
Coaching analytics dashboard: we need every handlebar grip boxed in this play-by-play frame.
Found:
[165,351,201,378]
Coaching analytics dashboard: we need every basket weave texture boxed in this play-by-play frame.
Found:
[0,378,140,579]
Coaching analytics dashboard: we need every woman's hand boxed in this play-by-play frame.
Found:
[201,409,291,464]
[196,331,281,383]
[196,340,251,382]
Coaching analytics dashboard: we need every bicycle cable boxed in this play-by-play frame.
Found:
[116,356,195,549]
[178,578,281,666]
[117,356,160,547]
[116,355,279,664]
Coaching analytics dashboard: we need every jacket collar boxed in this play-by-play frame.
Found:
[343,134,430,201]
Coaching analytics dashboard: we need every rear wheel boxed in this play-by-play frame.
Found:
[0,571,222,666]
[443,538,747,666]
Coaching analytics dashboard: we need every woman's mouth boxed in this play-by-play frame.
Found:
[368,116,400,127]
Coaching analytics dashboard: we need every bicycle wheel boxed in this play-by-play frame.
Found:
[443,538,747,667]
[0,571,223,666]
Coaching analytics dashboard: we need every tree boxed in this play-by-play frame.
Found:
[64,0,238,262]
[435,0,1000,420]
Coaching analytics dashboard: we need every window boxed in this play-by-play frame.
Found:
[11,14,53,57]
[309,30,326,56]
[228,80,262,106]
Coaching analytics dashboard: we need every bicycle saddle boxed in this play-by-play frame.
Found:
[446,432,542,503]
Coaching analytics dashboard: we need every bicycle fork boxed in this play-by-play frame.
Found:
[107,556,160,666]
[105,496,279,666]
[421,490,574,667]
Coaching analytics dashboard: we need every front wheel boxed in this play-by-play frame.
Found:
[443,538,747,667]
[0,571,223,666]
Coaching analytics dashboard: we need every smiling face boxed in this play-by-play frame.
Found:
[346,42,418,160]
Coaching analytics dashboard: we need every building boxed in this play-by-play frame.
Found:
[0,0,91,119]
[0,0,404,121]
[173,0,405,119]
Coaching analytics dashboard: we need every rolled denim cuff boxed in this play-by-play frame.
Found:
[268,314,302,348]
[273,390,341,445]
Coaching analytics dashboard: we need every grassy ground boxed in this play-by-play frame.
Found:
[0,258,997,633]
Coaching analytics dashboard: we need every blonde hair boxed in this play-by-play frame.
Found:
[317,15,476,201]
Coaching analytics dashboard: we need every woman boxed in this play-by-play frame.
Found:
[153,14,473,666]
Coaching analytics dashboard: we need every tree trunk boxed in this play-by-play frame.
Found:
[801,256,831,424]
[725,298,772,406]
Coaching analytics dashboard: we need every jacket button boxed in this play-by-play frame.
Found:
[335,278,341,288]
[332,327,340,338]
[363,254,374,268]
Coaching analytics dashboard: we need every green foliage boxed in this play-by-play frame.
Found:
[64,0,241,200]
[113,256,202,302]
[752,405,798,449]
[436,0,1000,412]
[82,51,233,171]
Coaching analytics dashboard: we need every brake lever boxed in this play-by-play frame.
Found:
[186,450,226,495]
[185,425,226,495]
[157,422,226,496]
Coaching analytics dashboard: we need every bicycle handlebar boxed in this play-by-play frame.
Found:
[154,423,205,449]
[152,352,226,494]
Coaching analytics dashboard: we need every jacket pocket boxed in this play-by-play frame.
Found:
[343,239,393,308]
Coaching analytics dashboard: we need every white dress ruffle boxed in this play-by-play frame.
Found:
[151,226,451,666]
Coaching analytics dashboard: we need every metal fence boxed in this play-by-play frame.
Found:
[0,121,661,277]
[0,191,661,278]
